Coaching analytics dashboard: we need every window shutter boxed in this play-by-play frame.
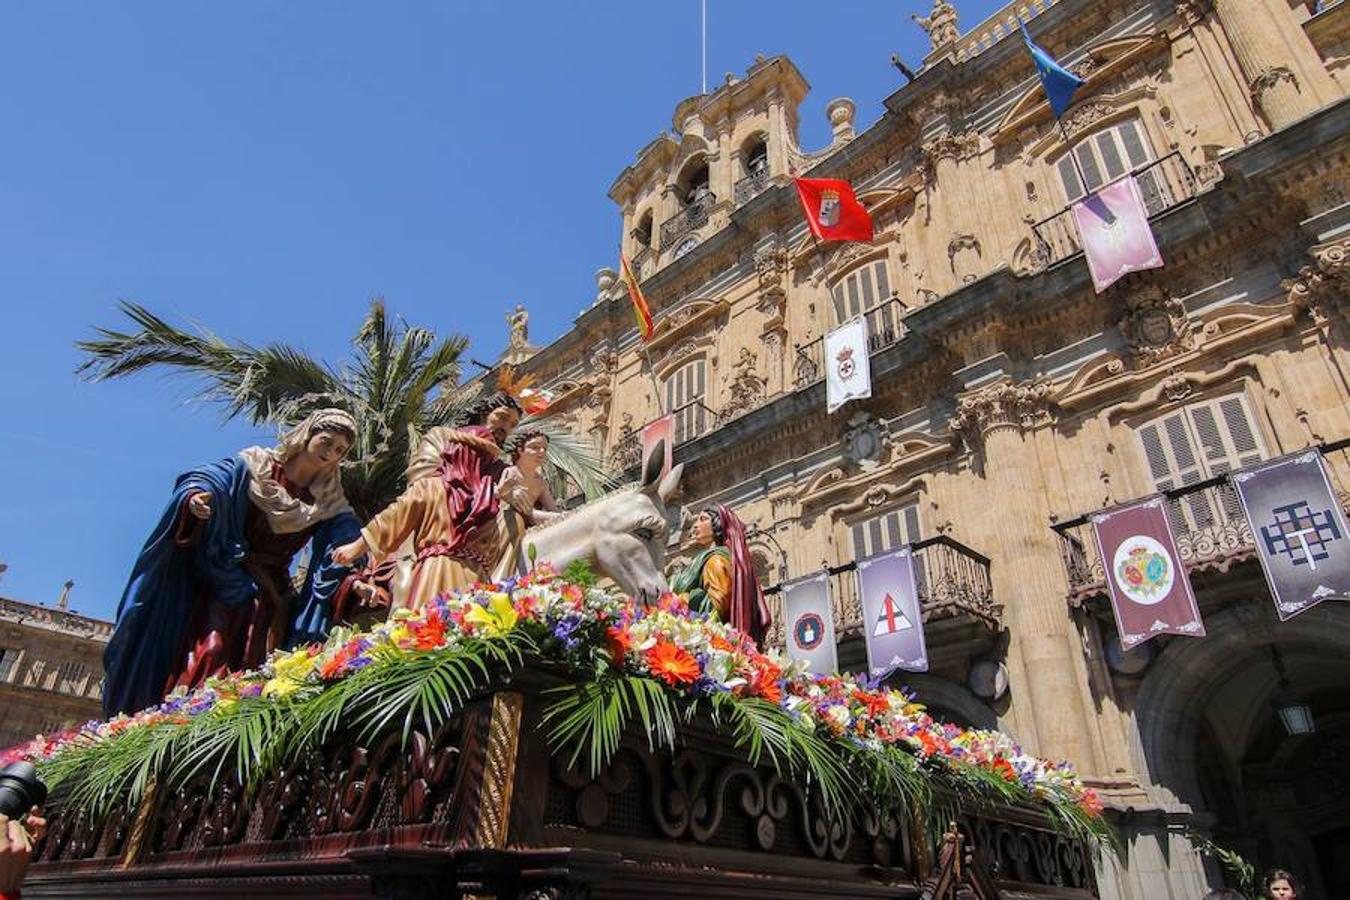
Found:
[1119,120,1150,168]
[1058,155,1083,202]
[1095,131,1126,181]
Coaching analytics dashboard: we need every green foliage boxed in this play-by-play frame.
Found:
[1186,830,1256,897]
[76,299,612,519]
[562,558,598,588]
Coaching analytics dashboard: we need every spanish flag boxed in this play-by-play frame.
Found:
[620,253,655,342]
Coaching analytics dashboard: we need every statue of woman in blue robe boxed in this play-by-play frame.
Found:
[102,409,362,716]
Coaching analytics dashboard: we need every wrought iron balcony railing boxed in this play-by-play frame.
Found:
[609,400,724,473]
[659,194,715,249]
[793,297,907,388]
[1052,439,1350,605]
[733,168,771,205]
[1031,151,1198,269]
[762,535,999,647]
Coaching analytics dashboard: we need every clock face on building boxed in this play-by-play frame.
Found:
[673,237,699,259]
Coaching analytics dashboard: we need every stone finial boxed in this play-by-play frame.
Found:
[826,97,856,144]
[57,579,74,610]
[913,0,960,54]
[594,267,618,306]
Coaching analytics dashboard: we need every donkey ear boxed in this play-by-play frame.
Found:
[640,438,667,489]
[656,463,684,504]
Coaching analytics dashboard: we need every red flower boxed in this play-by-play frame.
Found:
[852,689,889,718]
[991,757,1017,782]
[412,611,447,650]
[645,641,700,686]
[606,626,633,666]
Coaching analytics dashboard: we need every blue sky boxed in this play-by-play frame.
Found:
[0,1,1007,621]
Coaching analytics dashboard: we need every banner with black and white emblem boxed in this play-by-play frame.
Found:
[824,316,871,414]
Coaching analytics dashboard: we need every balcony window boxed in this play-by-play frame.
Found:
[1056,119,1174,215]
[664,358,709,444]
[1137,394,1266,532]
[0,647,15,682]
[831,259,899,349]
[851,501,926,591]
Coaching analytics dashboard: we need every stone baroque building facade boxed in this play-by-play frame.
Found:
[513,0,1350,895]
[0,593,111,749]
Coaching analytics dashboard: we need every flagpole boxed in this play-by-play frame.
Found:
[700,0,707,95]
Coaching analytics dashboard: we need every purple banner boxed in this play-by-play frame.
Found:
[1233,451,1350,621]
[783,573,838,675]
[1091,496,1204,651]
[1072,175,1163,294]
[858,548,927,675]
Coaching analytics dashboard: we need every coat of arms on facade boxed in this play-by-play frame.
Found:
[820,189,841,227]
[1118,282,1195,366]
[835,344,857,381]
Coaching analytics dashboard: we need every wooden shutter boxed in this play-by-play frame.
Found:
[666,360,707,444]
[1137,395,1267,531]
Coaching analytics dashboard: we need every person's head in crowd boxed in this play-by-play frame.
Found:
[1264,869,1300,900]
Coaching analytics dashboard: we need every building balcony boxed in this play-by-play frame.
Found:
[658,194,715,249]
[792,297,906,388]
[1031,151,1199,269]
[1052,441,1350,609]
[733,168,771,206]
[763,535,1003,676]
[608,400,722,474]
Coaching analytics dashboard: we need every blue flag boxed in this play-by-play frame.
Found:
[1020,18,1085,119]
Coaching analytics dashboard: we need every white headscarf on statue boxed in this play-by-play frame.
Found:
[238,407,356,535]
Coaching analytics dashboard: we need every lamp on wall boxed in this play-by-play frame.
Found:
[1270,645,1315,737]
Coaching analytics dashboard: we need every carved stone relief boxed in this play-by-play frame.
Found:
[949,379,1057,446]
[721,347,766,420]
[1117,282,1196,366]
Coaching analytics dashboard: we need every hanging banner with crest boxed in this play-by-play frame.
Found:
[1091,496,1204,650]
[824,316,871,414]
[1232,451,1350,621]
[858,547,928,675]
[782,573,838,675]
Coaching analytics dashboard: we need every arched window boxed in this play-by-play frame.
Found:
[677,158,712,206]
[1056,118,1170,213]
[633,210,653,249]
[830,258,898,347]
[742,135,768,176]
[663,358,709,444]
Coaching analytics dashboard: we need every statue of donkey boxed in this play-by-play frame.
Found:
[381,453,684,608]
[523,461,684,602]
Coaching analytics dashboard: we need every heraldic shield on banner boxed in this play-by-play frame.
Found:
[1091,496,1205,650]
[783,573,838,675]
[858,548,928,675]
[824,316,872,414]
[1232,451,1350,621]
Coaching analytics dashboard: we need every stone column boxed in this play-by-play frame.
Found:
[1212,0,1329,134]
[951,381,1101,770]
[766,91,790,177]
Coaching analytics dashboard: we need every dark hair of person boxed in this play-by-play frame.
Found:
[1202,889,1246,900]
[466,392,523,425]
[700,506,726,545]
[1264,869,1300,896]
[510,429,549,462]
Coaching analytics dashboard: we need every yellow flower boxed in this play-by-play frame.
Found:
[464,594,519,637]
[262,677,302,699]
[272,648,317,681]
[215,696,238,714]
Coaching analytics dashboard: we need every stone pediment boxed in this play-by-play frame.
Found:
[647,297,729,372]
[994,34,1166,141]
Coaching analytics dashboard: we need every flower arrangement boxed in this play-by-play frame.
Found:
[4,563,1107,847]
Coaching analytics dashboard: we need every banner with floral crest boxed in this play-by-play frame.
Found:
[1091,496,1204,650]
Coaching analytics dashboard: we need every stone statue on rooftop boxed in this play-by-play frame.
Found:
[913,0,960,53]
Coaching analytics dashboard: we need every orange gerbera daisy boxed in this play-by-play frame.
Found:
[412,611,447,650]
[645,641,700,686]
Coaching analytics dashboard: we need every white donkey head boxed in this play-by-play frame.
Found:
[526,455,684,603]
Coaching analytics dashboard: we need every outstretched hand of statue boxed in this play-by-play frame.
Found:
[331,535,368,567]
[187,491,213,521]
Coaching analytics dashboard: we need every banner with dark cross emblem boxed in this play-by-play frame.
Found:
[782,573,837,675]
[1232,451,1350,620]
[1092,496,1205,651]
[858,547,927,675]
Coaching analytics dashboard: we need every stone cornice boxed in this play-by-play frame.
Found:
[0,596,112,642]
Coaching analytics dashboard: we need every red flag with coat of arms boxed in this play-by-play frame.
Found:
[794,177,874,242]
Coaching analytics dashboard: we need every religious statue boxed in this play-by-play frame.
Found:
[913,0,960,52]
[331,392,522,612]
[507,304,529,351]
[670,505,773,645]
[492,429,565,582]
[102,409,362,716]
